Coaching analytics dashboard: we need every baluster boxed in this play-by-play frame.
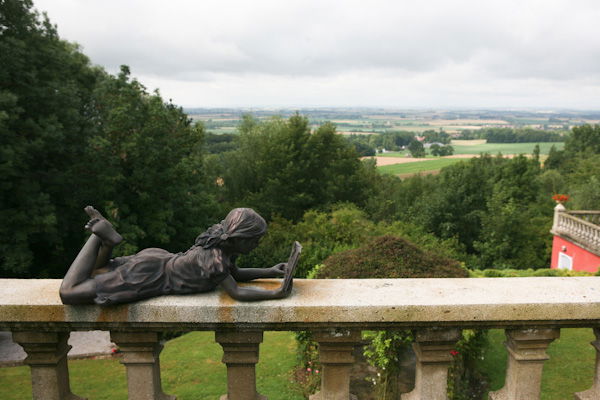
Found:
[310,329,362,400]
[575,328,600,399]
[215,330,266,400]
[401,328,461,400]
[12,331,85,400]
[110,331,176,400]
[489,328,560,400]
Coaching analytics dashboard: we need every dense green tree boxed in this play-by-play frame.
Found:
[87,67,216,256]
[0,0,101,276]
[0,2,214,276]
[430,144,454,156]
[205,132,237,154]
[220,114,376,221]
[544,124,600,210]
[422,129,450,144]
[390,154,553,268]
[565,124,600,154]
[407,139,426,157]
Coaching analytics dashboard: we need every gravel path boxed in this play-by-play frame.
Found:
[0,331,115,366]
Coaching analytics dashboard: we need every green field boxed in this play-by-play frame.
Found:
[379,158,466,175]
[451,141,564,155]
[0,331,303,400]
[379,141,564,158]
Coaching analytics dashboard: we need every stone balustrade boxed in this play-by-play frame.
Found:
[2,277,600,399]
[552,206,600,253]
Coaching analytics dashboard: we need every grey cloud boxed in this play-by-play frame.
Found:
[39,0,600,84]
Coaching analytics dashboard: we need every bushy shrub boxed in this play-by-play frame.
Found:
[469,268,594,278]
[237,204,466,278]
[315,235,468,279]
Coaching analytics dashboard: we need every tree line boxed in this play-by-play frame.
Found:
[456,127,567,142]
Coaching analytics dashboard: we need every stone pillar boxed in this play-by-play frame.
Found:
[110,331,176,400]
[552,203,566,232]
[12,331,85,400]
[401,328,461,400]
[309,329,361,400]
[215,330,267,400]
[489,328,560,400]
[575,328,600,400]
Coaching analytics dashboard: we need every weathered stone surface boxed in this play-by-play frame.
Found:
[488,328,560,400]
[110,331,176,400]
[12,331,86,400]
[2,278,600,330]
[401,328,461,400]
[310,329,361,400]
[216,331,266,400]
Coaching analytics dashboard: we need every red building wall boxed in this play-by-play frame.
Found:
[551,236,600,273]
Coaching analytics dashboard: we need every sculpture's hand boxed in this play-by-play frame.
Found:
[269,263,287,277]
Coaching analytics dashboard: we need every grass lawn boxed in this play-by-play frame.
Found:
[378,158,466,175]
[0,331,303,400]
[481,328,596,399]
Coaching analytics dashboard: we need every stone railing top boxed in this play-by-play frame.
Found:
[1,278,600,331]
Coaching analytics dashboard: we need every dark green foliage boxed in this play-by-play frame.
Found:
[0,0,101,276]
[385,154,555,269]
[407,139,425,158]
[86,67,216,256]
[565,124,600,154]
[220,114,376,221]
[315,235,467,279]
[346,131,414,153]
[544,144,567,170]
[422,129,451,144]
[458,127,565,143]
[469,268,593,277]
[237,205,466,278]
[350,139,376,156]
[430,143,454,156]
[204,132,237,154]
[0,3,215,276]
[447,330,490,400]
[544,124,600,210]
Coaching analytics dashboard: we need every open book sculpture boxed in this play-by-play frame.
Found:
[60,206,300,305]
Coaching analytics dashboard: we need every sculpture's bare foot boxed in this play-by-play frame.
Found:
[84,206,123,246]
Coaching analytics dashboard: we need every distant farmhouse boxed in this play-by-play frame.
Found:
[550,204,600,272]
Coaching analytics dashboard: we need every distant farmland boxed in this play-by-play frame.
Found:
[378,158,466,176]
[451,141,564,155]
[379,141,564,158]
[377,141,565,177]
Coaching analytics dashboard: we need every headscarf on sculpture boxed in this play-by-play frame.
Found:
[195,208,267,249]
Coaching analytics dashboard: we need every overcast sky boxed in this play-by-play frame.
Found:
[35,0,600,109]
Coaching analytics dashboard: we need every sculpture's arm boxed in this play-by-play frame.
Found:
[229,263,286,282]
[219,275,290,301]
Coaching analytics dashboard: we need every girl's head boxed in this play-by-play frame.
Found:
[195,208,267,250]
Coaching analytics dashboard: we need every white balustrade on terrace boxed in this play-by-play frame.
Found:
[552,205,600,254]
[1,277,600,400]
